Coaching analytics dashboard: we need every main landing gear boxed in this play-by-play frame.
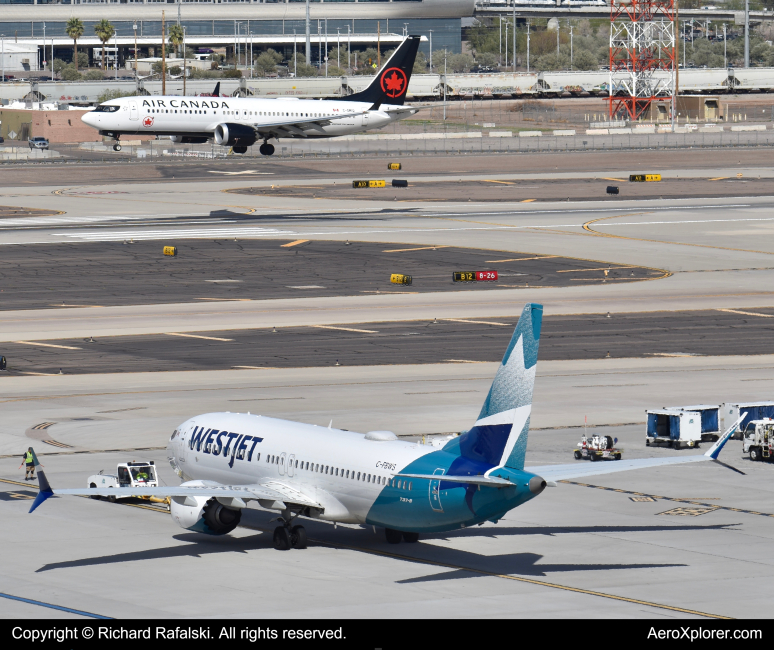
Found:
[113,140,122,152]
[259,142,275,156]
[272,511,307,550]
[385,528,419,544]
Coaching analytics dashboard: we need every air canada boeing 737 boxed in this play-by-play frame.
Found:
[81,35,423,155]
[29,304,744,550]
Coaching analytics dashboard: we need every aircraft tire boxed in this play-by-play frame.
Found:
[273,525,291,550]
[260,143,275,156]
[402,532,419,543]
[385,528,402,544]
[113,144,121,152]
[290,525,307,549]
[233,145,247,154]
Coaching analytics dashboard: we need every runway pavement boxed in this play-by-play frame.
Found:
[3,148,774,620]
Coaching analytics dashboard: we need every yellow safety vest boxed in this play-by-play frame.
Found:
[25,451,33,464]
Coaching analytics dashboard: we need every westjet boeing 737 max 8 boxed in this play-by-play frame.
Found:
[28,304,743,550]
[81,36,423,155]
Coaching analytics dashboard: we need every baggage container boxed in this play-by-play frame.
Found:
[645,408,702,449]
[723,401,774,439]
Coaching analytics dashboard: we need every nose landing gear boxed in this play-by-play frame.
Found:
[113,142,122,152]
[259,142,275,156]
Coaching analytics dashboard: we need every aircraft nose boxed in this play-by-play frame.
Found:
[528,476,547,495]
[81,112,96,126]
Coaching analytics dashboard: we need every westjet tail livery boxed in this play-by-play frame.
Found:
[29,304,742,550]
[82,36,423,155]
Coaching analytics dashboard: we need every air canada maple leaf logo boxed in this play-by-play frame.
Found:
[380,67,408,98]
[143,116,154,127]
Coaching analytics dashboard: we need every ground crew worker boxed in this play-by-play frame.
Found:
[19,447,36,481]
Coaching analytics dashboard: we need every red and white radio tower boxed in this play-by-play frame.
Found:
[609,0,677,122]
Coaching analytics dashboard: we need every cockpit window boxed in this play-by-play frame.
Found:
[93,105,120,113]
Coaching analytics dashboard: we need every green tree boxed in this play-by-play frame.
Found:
[52,58,68,74]
[573,49,598,71]
[475,52,498,67]
[77,51,89,69]
[84,69,105,81]
[66,17,85,72]
[168,24,184,59]
[290,52,317,77]
[448,52,474,72]
[61,66,82,81]
[94,19,115,71]
[255,51,279,76]
[412,50,428,74]
[168,65,182,76]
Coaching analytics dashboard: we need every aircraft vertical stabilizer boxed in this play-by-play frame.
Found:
[457,303,542,471]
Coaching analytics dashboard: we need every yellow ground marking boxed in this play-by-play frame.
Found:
[485,256,559,262]
[583,214,774,257]
[14,341,81,350]
[557,266,633,273]
[569,277,641,281]
[444,359,489,364]
[165,332,234,342]
[601,177,626,182]
[195,298,253,302]
[708,177,729,181]
[444,319,511,327]
[48,304,104,308]
[383,246,451,253]
[31,423,56,430]
[718,308,774,318]
[521,199,536,203]
[482,180,516,185]
[280,239,310,248]
[311,325,379,334]
[232,366,281,370]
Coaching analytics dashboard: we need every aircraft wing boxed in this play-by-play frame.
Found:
[528,414,746,485]
[30,471,321,512]
[251,111,364,138]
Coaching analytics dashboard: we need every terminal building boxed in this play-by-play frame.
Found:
[1,0,472,71]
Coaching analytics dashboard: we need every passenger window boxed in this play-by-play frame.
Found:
[409,482,412,491]
[256,453,260,462]
[295,460,298,468]
[357,472,361,480]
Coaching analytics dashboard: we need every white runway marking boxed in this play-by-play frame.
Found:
[444,319,512,326]
[55,227,293,241]
[14,341,81,350]
[311,325,380,334]
[165,332,234,342]
[208,170,274,175]
[718,308,774,318]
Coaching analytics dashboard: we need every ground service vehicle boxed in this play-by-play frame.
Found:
[87,461,159,501]
[574,434,622,461]
[724,402,774,439]
[742,419,774,462]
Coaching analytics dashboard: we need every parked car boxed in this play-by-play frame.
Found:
[0,136,5,144]
[28,136,49,150]
[470,65,497,73]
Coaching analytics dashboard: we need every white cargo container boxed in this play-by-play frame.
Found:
[723,401,774,439]
[646,409,702,449]
[668,404,722,442]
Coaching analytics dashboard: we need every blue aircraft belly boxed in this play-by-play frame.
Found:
[364,450,539,533]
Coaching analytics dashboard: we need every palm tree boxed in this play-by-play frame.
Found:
[65,17,85,72]
[94,19,115,71]
[168,24,184,60]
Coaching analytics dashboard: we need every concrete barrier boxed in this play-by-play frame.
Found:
[731,124,767,131]
[553,129,576,136]
[488,131,513,137]
[586,129,609,135]
[518,130,542,137]
[609,128,633,134]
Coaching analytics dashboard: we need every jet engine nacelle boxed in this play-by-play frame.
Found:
[214,123,257,147]
[170,135,210,144]
[169,481,243,535]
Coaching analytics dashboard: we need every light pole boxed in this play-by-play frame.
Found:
[513,0,516,73]
[347,25,351,71]
[183,26,187,93]
[337,28,340,68]
[133,22,137,76]
[505,21,508,69]
[250,31,253,79]
[443,51,447,121]
[305,0,311,64]
[499,18,502,63]
[1,35,5,83]
[294,30,297,77]
[744,0,749,68]
[724,23,727,68]
[570,22,573,70]
[324,18,328,77]
[527,21,530,73]
[429,30,433,72]
[42,22,46,73]
[114,28,118,80]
